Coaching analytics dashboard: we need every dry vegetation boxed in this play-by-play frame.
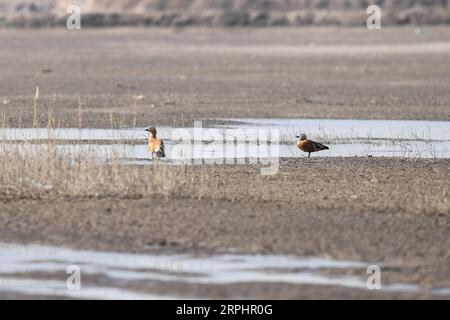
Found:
[0,143,209,200]
[0,90,204,200]
[0,111,199,200]
[0,86,447,211]
[1,136,448,217]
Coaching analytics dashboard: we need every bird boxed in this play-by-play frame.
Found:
[296,133,329,158]
[145,126,165,159]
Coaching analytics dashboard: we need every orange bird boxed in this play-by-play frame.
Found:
[145,126,165,159]
[296,133,329,158]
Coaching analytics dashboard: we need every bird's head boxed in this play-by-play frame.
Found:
[145,126,157,136]
[296,133,307,141]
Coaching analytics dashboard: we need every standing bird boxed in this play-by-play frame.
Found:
[296,133,329,158]
[145,126,165,159]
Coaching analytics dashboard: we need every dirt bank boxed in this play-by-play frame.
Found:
[1,158,448,297]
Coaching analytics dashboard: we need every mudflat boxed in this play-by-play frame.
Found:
[0,27,449,128]
[0,158,448,298]
[1,26,449,299]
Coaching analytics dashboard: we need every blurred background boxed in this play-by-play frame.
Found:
[1,0,450,27]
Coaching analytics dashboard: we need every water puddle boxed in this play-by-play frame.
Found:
[217,118,450,141]
[0,243,447,299]
[0,118,449,161]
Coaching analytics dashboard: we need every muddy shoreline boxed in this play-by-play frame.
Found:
[1,27,450,129]
[1,158,449,298]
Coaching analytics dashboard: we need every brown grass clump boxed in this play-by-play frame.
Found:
[0,142,210,200]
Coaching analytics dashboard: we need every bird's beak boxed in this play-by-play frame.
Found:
[144,128,149,132]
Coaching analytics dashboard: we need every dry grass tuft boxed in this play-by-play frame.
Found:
[0,141,210,200]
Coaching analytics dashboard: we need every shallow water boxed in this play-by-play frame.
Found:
[0,243,446,300]
[1,119,448,141]
[0,119,449,161]
[219,118,450,141]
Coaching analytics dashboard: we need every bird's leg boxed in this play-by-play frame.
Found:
[308,153,311,158]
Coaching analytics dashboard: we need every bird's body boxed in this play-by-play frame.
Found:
[296,134,329,158]
[149,136,165,158]
[146,127,165,159]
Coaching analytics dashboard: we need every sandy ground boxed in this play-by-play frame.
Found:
[0,27,449,128]
[0,158,448,299]
[0,27,449,299]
